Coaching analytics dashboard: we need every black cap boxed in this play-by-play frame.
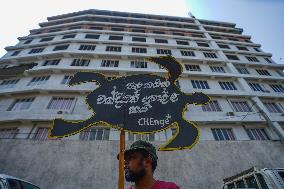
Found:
[117,140,158,161]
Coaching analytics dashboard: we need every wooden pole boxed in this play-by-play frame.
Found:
[118,130,125,189]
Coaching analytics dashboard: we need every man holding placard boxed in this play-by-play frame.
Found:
[118,140,180,189]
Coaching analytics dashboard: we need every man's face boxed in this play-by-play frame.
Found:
[124,151,147,182]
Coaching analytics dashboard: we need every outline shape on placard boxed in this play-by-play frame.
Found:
[48,56,211,151]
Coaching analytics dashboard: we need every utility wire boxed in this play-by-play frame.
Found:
[241,101,257,121]
[211,111,262,122]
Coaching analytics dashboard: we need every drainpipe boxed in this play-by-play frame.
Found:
[251,96,284,145]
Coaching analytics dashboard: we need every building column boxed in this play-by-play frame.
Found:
[226,62,238,74]
[251,96,284,144]
[237,78,251,92]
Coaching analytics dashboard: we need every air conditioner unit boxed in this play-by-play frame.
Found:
[226,112,235,116]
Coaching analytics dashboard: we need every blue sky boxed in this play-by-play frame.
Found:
[0,0,283,64]
[186,0,284,64]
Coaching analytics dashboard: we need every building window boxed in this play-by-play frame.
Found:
[173,32,184,36]
[248,83,265,92]
[191,80,210,89]
[236,46,248,51]
[197,42,209,47]
[11,50,21,56]
[202,100,222,112]
[61,75,73,85]
[264,102,283,113]
[53,44,69,51]
[24,39,32,44]
[152,31,165,34]
[111,27,124,31]
[211,35,222,40]
[226,54,239,60]
[7,97,35,111]
[49,28,61,32]
[68,26,81,30]
[237,67,250,74]
[155,39,168,43]
[109,35,123,40]
[180,50,195,57]
[109,26,122,31]
[211,128,235,141]
[130,60,147,68]
[132,37,146,42]
[231,101,252,112]
[219,81,237,90]
[203,52,218,59]
[71,59,90,66]
[62,34,76,39]
[132,47,147,53]
[132,29,145,33]
[245,128,269,140]
[40,37,54,42]
[157,49,172,55]
[184,25,199,30]
[228,38,239,42]
[217,44,230,49]
[90,26,104,30]
[0,79,20,89]
[0,128,18,139]
[28,48,44,54]
[254,47,261,52]
[85,34,100,39]
[106,46,122,52]
[128,133,155,141]
[185,64,201,71]
[192,33,204,38]
[270,84,284,93]
[47,97,75,110]
[176,40,189,45]
[264,57,272,63]
[79,127,110,140]
[246,56,259,62]
[79,44,96,51]
[276,70,284,77]
[27,76,50,86]
[210,66,226,73]
[90,26,103,30]
[256,69,271,76]
[42,59,61,66]
[33,127,49,140]
[101,60,119,67]
[34,30,42,34]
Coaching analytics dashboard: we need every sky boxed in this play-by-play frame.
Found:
[0,0,283,64]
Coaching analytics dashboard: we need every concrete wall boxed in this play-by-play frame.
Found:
[0,140,283,189]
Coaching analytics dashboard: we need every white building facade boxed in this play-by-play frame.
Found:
[0,9,284,144]
[1,9,284,189]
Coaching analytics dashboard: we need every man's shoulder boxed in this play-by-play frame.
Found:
[152,180,180,189]
[126,180,180,189]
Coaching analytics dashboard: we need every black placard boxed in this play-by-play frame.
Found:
[49,56,210,150]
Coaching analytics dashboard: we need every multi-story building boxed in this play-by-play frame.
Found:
[0,9,283,189]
